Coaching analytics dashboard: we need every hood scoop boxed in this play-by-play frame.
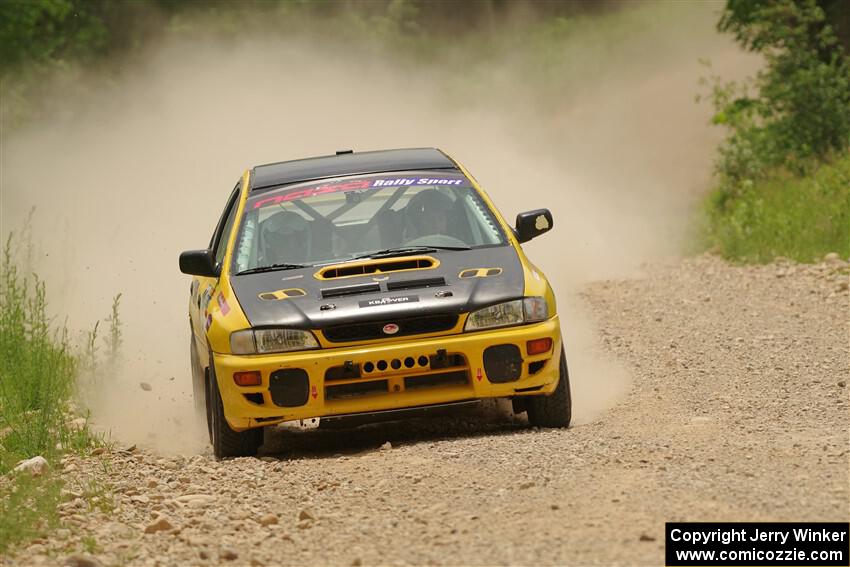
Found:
[387,277,446,291]
[321,282,381,299]
[317,256,436,280]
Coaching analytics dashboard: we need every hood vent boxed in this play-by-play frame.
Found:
[386,277,446,291]
[459,267,502,279]
[321,283,381,299]
[317,256,436,280]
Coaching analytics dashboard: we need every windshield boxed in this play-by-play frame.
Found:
[231,171,507,273]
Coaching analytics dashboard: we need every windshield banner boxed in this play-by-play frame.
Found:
[248,174,471,210]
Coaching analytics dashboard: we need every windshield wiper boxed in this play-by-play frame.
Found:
[236,263,307,275]
[350,245,471,261]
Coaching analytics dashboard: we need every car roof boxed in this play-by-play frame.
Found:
[249,148,458,191]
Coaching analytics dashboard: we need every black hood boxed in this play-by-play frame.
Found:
[229,246,525,330]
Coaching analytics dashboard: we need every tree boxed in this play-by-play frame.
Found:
[709,0,850,188]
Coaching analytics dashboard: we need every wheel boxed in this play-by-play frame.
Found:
[207,359,263,459]
[204,371,214,444]
[511,397,529,415]
[527,348,572,428]
[189,335,205,419]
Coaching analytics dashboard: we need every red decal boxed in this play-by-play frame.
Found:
[281,188,314,202]
[311,385,318,399]
[216,293,230,316]
[476,368,483,381]
[252,195,284,209]
[252,180,374,209]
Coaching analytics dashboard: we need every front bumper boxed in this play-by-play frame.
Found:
[213,316,562,430]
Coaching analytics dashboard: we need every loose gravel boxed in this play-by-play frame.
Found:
[5,255,848,566]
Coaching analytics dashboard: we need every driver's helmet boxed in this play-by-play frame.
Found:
[403,189,454,240]
[260,211,309,263]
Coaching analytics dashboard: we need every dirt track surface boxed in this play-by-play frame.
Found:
[8,256,849,567]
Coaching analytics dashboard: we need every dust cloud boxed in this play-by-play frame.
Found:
[0,2,757,452]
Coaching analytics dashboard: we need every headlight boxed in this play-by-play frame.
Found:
[464,297,549,331]
[522,296,548,322]
[230,329,319,354]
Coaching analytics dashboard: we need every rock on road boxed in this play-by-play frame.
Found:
[7,256,848,566]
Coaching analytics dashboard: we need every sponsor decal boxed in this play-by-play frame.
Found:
[372,177,464,187]
[216,293,230,316]
[204,313,212,331]
[535,214,550,230]
[358,296,419,308]
[249,175,470,210]
[311,385,318,400]
[382,323,400,335]
[476,368,483,381]
[234,217,255,272]
[251,179,372,209]
[200,286,212,312]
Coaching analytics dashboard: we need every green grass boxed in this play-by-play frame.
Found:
[0,238,76,472]
[0,473,63,552]
[0,232,110,554]
[701,153,850,263]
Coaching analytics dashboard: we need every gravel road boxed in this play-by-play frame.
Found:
[7,255,849,567]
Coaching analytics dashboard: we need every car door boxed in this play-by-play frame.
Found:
[190,182,242,355]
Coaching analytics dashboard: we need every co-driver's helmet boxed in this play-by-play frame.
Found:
[260,211,309,263]
[403,189,453,240]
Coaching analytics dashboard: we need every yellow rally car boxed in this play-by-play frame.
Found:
[180,148,570,458]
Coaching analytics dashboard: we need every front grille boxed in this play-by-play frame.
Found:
[326,379,388,400]
[322,350,471,401]
[322,314,458,343]
[325,362,362,382]
[404,370,469,390]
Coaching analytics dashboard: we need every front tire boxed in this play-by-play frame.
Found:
[527,348,572,428]
[207,360,263,459]
[189,335,205,420]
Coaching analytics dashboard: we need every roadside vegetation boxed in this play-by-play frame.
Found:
[0,231,117,554]
[702,0,850,263]
[702,154,849,263]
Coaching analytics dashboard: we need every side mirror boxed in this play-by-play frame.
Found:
[515,209,553,243]
[179,249,218,277]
